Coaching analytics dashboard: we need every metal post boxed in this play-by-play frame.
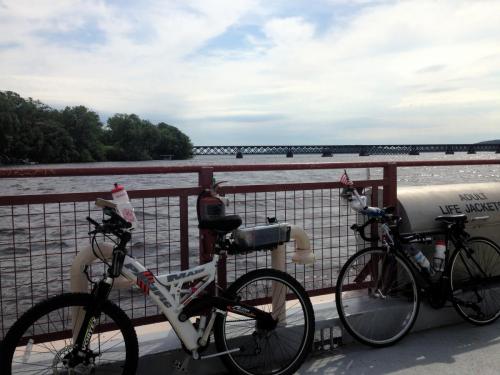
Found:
[198,167,215,265]
[370,185,379,247]
[383,163,398,208]
[271,244,287,324]
[179,194,189,270]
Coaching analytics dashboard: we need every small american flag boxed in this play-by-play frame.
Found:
[339,170,353,186]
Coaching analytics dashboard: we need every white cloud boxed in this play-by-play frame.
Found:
[1,0,499,144]
[263,17,315,44]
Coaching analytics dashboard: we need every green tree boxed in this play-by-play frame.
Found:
[1,91,193,164]
[106,114,153,160]
[154,122,193,159]
[60,106,105,162]
[31,120,78,163]
[0,91,65,162]
[105,115,192,161]
[0,91,22,159]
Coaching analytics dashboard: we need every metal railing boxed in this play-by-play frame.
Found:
[1,160,499,339]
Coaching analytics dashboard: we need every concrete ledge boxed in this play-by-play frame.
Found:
[136,294,466,374]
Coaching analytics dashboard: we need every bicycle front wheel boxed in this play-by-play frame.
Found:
[214,268,315,375]
[336,247,420,347]
[0,293,138,375]
[450,237,500,325]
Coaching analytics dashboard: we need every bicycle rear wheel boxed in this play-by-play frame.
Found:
[336,247,420,347]
[450,237,500,325]
[0,293,138,375]
[214,268,315,375]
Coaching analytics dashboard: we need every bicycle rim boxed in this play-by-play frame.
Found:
[451,237,500,324]
[2,293,137,375]
[336,248,419,347]
[215,269,314,375]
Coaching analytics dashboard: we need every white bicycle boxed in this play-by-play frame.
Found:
[1,188,315,375]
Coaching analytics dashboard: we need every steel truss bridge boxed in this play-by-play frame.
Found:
[193,144,500,157]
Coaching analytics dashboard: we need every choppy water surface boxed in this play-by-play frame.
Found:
[1,152,500,194]
[0,153,499,337]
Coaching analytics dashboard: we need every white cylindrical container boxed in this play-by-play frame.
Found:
[271,244,287,325]
[433,239,446,272]
[111,183,137,229]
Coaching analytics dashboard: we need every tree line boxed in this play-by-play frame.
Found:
[0,91,193,164]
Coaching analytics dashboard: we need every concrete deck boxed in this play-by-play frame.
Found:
[138,321,500,374]
[136,295,500,374]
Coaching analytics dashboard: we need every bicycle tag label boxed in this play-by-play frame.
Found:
[136,271,155,294]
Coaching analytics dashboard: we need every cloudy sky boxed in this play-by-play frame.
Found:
[1,0,500,145]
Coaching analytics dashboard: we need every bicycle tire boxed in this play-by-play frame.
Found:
[214,268,315,375]
[335,247,420,347]
[0,293,138,375]
[450,236,500,325]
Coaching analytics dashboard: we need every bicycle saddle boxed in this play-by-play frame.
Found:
[199,214,242,233]
[435,214,467,224]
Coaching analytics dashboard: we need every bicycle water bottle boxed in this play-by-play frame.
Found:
[406,244,433,274]
[433,239,446,272]
[111,183,137,229]
[363,206,385,218]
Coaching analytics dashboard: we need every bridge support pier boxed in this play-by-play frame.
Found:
[321,148,333,157]
[236,151,243,159]
[409,147,419,155]
[359,147,370,156]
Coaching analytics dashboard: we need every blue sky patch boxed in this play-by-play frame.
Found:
[0,41,21,50]
[197,23,266,55]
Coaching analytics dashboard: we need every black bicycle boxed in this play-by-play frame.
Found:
[335,186,500,347]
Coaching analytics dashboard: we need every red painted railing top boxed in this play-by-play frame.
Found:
[0,159,499,178]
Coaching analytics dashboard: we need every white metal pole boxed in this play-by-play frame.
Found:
[271,244,287,324]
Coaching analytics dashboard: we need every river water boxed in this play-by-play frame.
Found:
[0,152,499,337]
[1,152,500,195]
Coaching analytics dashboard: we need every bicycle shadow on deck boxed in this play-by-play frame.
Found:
[137,321,500,375]
[299,322,500,375]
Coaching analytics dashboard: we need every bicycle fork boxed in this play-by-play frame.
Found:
[69,277,114,366]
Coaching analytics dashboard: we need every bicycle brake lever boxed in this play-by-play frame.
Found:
[86,216,100,227]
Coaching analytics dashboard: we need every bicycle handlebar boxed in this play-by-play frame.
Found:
[86,213,131,278]
[86,209,132,234]
[345,182,398,242]
[351,219,380,242]
[87,216,101,227]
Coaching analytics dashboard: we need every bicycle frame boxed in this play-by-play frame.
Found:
[363,221,438,290]
[373,219,485,295]
[84,250,275,356]
[120,254,219,351]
